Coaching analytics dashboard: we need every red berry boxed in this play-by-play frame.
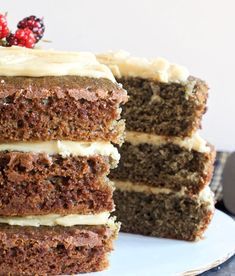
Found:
[17,15,45,42]
[14,28,36,48]
[0,13,9,39]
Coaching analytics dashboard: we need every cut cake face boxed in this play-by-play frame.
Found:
[0,47,128,275]
[98,51,215,241]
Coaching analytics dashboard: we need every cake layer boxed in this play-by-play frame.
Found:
[0,223,119,275]
[0,151,115,216]
[97,51,207,138]
[114,184,214,241]
[0,76,127,144]
[110,140,215,194]
[115,76,208,137]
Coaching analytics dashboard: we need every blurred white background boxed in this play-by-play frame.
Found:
[1,0,234,151]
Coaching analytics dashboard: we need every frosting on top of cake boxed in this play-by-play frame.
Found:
[0,140,120,162]
[97,50,189,83]
[125,131,210,153]
[0,46,115,81]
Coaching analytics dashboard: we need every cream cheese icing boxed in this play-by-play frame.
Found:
[114,180,214,208]
[0,212,112,227]
[0,46,115,82]
[97,50,189,83]
[0,140,120,161]
[125,131,210,153]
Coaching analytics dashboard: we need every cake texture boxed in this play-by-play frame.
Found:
[115,76,207,137]
[111,139,215,195]
[0,76,126,144]
[98,51,215,241]
[114,185,213,241]
[97,51,208,138]
[0,223,119,275]
[0,150,115,216]
[0,47,127,274]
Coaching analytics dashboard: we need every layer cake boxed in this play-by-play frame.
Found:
[0,47,127,275]
[97,51,215,241]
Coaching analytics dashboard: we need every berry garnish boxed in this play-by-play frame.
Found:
[0,13,9,39]
[6,33,18,46]
[14,28,36,48]
[0,13,45,48]
[17,15,45,42]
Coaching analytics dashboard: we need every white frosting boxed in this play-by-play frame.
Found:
[199,186,214,203]
[97,50,189,83]
[126,131,210,153]
[115,180,181,195]
[114,180,214,207]
[0,46,115,82]
[0,140,120,161]
[0,212,112,227]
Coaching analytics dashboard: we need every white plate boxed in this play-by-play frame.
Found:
[87,209,235,276]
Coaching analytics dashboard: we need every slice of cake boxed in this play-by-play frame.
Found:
[0,47,127,275]
[97,51,215,241]
[0,48,126,144]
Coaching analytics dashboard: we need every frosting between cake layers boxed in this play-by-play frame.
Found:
[97,50,189,83]
[114,180,214,208]
[0,46,115,82]
[125,131,210,153]
[0,140,120,161]
[0,212,113,227]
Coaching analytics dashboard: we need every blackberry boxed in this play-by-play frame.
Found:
[17,15,45,42]
[6,33,18,46]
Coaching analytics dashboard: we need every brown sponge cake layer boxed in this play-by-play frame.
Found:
[0,76,127,144]
[0,223,119,275]
[117,76,208,137]
[111,142,215,195]
[114,188,213,241]
[0,151,115,216]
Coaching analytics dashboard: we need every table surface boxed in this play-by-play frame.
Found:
[201,201,235,276]
[201,254,235,275]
